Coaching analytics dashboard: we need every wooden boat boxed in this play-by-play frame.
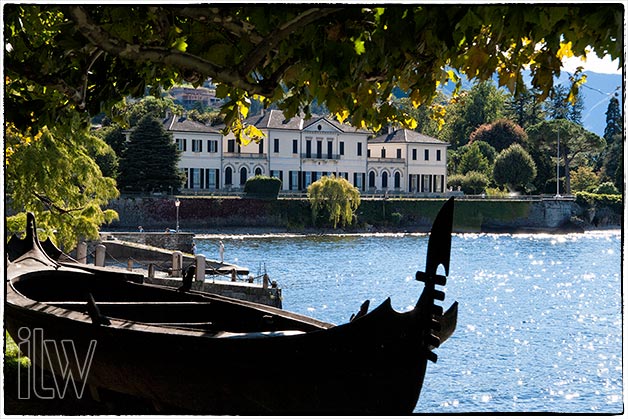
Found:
[5,199,458,414]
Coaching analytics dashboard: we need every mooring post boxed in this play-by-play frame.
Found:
[263,273,270,289]
[127,259,133,271]
[195,255,205,284]
[148,263,155,278]
[172,251,183,277]
[76,242,87,264]
[94,244,106,267]
[231,268,237,282]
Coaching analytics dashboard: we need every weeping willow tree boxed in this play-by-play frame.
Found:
[307,176,361,229]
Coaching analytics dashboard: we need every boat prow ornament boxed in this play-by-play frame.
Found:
[5,200,458,415]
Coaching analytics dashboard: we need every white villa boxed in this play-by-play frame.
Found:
[165,110,449,194]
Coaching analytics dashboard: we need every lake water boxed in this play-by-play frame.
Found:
[195,230,623,414]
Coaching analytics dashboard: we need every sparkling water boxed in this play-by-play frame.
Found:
[195,230,623,413]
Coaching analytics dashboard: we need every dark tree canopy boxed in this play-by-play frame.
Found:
[527,119,606,194]
[117,115,184,193]
[493,144,537,192]
[5,4,623,142]
[469,118,528,152]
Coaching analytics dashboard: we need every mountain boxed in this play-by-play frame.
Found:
[554,71,623,137]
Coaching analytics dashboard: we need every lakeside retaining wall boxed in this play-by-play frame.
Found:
[104,196,588,233]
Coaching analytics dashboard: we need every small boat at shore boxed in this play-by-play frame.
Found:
[5,199,458,414]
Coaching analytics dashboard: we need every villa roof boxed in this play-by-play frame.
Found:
[369,128,448,145]
[244,109,304,130]
[164,115,221,134]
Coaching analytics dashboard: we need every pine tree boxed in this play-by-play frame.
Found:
[603,95,622,143]
[118,115,183,193]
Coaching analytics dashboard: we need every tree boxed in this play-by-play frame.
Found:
[604,95,622,142]
[3,5,622,239]
[527,119,605,194]
[441,81,508,148]
[307,176,361,229]
[469,119,528,152]
[545,83,584,124]
[117,115,184,193]
[493,144,537,192]
[5,119,119,251]
[505,88,545,129]
[599,95,623,186]
[5,5,622,142]
[457,142,492,176]
[570,166,600,193]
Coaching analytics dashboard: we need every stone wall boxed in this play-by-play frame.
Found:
[100,232,195,254]
[104,196,589,233]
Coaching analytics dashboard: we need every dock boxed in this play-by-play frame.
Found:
[76,237,282,308]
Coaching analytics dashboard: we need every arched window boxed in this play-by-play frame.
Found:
[394,171,401,189]
[255,167,262,176]
[382,171,388,188]
[240,167,248,185]
[225,167,233,185]
[369,171,376,188]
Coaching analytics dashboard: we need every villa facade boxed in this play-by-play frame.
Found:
[166,110,448,194]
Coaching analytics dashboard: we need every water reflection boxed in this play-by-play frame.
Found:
[197,230,622,413]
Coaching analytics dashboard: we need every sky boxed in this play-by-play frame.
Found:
[562,54,623,75]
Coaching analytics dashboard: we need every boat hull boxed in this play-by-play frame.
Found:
[6,296,428,414]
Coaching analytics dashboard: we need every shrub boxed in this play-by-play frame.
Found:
[244,175,282,199]
[594,181,619,195]
[493,143,537,192]
[448,171,489,194]
[307,176,361,228]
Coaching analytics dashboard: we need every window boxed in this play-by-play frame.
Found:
[290,171,299,190]
[176,138,187,151]
[258,139,264,154]
[368,171,376,188]
[394,172,401,189]
[367,149,371,158]
[354,173,364,190]
[192,168,201,188]
[306,140,312,158]
[227,139,235,153]
[225,167,233,185]
[207,140,218,153]
[327,141,333,159]
[381,148,386,158]
[412,149,417,160]
[207,170,216,188]
[436,149,442,161]
[316,140,322,158]
[396,148,402,159]
[274,138,280,153]
[357,142,363,156]
[192,139,202,152]
[255,167,262,176]
[292,139,298,154]
[339,141,345,155]
[382,172,388,188]
[424,149,430,161]
[240,167,248,185]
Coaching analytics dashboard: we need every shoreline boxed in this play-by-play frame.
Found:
[103,224,622,238]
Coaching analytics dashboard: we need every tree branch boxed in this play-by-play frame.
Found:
[67,6,277,96]
[240,7,343,76]
[34,192,84,215]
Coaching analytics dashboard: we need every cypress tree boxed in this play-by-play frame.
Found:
[118,115,183,193]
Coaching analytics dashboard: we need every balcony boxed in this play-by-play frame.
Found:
[367,157,406,164]
[301,153,341,161]
[223,152,267,159]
